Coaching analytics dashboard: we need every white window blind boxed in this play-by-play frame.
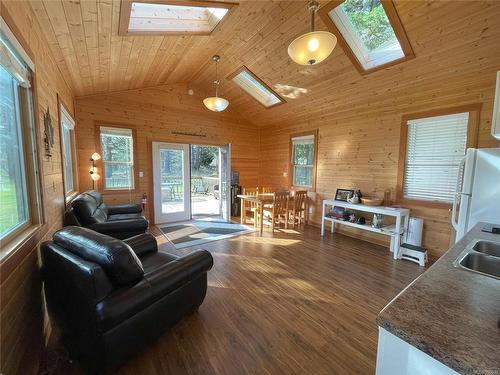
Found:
[1,17,34,88]
[60,104,76,195]
[403,112,469,203]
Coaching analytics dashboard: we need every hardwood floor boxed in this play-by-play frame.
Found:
[47,224,426,375]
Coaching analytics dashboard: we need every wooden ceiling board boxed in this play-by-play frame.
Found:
[29,1,500,127]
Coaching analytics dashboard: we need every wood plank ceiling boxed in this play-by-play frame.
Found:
[30,0,500,127]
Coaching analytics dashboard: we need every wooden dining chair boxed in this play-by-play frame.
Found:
[242,187,259,225]
[289,190,307,228]
[262,191,290,232]
[260,187,274,193]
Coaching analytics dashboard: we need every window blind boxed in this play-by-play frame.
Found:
[403,112,469,203]
[1,17,34,88]
[292,135,314,145]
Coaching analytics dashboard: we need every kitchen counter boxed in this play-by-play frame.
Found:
[377,222,500,374]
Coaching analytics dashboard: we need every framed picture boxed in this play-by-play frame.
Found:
[335,188,354,201]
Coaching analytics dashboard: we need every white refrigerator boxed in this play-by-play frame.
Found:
[452,148,500,242]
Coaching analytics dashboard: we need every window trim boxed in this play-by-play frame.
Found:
[118,0,237,36]
[318,0,414,75]
[396,104,481,208]
[227,65,286,109]
[0,14,44,262]
[58,95,78,203]
[289,130,319,192]
[95,123,139,194]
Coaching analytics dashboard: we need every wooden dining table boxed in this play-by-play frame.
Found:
[237,193,308,236]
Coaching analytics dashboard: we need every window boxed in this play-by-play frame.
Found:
[290,131,318,190]
[119,1,233,35]
[59,102,77,198]
[228,66,285,108]
[401,112,474,204]
[0,17,41,246]
[100,126,135,190]
[319,0,414,73]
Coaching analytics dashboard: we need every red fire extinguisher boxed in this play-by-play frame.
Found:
[141,193,147,210]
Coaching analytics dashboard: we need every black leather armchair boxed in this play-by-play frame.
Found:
[64,190,148,239]
[41,226,213,373]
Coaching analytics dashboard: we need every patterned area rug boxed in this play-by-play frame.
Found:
[159,220,254,249]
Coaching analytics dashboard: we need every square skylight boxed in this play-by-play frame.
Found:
[229,67,285,108]
[119,1,233,35]
[319,0,414,73]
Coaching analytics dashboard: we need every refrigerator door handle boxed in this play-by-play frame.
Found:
[451,157,467,231]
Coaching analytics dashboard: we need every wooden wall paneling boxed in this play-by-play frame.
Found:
[75,83,260,224]
[0,1,75,375]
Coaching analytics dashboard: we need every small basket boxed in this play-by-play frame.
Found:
[361,197,383,206]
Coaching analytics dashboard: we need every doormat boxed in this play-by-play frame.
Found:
[159,221,254,249]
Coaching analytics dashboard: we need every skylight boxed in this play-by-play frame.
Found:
[119,1,232,35]
[319,0,414,73]
[229,67,285,108]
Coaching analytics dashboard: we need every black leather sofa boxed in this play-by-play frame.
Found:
[64,190,148,239]
[41,226,213,373]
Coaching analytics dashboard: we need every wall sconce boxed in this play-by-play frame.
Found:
[90,152,101,189]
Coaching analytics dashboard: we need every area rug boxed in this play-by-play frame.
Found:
[159,220,254,249]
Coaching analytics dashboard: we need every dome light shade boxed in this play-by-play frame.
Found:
[288,1,336,66]
[203,96,229,112]
[203,55,229,112]
[288,31,337,65]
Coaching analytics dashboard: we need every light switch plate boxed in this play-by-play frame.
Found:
[139,171,144,178]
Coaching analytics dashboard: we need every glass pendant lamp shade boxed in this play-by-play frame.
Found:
[203,96,229,112]
[203,55,229,112]
[288,1,336,66]
[288,31,337,65]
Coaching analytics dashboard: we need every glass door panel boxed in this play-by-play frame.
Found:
[219,144,231,222]
[153,142,190,224]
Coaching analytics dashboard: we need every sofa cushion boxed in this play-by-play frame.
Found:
[107,213,144,221]
[71,193,99,225]
[93,207,109,223]
[54,226,144,286]
[86,190,103,206]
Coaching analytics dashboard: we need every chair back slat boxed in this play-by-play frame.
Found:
[260,187,274,193]
[293,190,307,212]
[243,187,258,196]
[243,187,259,209]
[273,191,290,215]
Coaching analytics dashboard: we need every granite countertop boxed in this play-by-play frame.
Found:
[378,222,500,374]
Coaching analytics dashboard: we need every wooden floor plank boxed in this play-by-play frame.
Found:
[48,224,426,374]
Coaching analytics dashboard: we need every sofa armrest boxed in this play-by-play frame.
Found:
[95,250,213,331]
[123,233,158,257]
[145,250,213,297]
[108,204,142,215]
[86,218,149,236]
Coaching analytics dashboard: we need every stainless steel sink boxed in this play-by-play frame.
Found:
[472,240,500,257]
[454,239,500,280]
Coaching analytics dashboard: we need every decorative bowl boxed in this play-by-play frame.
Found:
[361,197,383,206]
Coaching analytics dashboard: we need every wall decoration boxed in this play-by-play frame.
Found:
[335,188,354,201]
[372,213,384,228]
[43,107,54,158]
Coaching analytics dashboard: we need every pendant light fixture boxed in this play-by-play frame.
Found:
[288,1,337,66]
[203,55,229,112]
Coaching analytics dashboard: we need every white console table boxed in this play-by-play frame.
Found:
[321,200,410,259]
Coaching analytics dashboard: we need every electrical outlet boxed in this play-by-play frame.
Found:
[139,171,144,178]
